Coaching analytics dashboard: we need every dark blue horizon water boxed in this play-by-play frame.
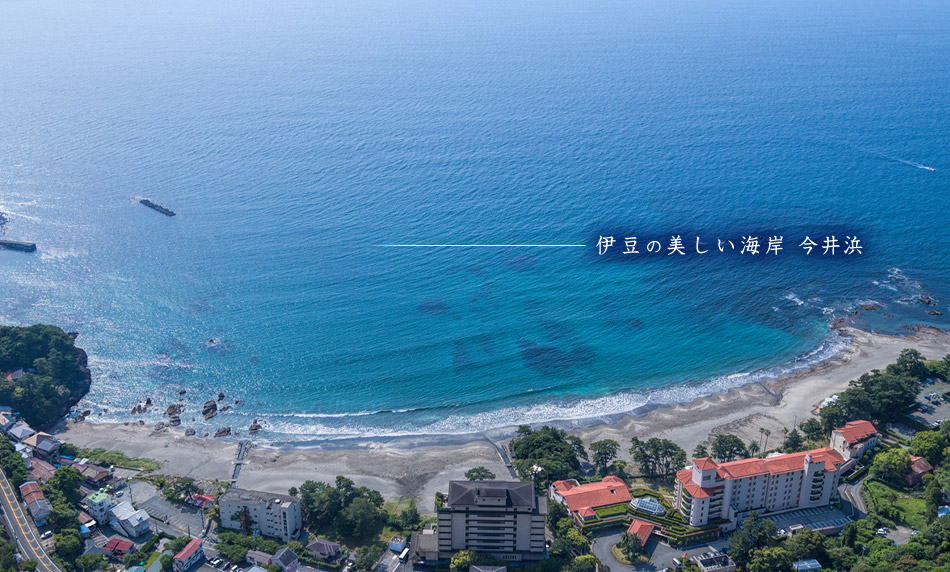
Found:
[1,0,949,440]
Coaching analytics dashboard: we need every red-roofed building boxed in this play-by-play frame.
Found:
[675,447,846,529]
[831,420,880,463]
[550,476,632,522]
[104,537,134,556]
[173,537,205,571]
[906,455,934,486]
[626,518,657,544]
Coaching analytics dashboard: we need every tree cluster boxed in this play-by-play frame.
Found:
[298,476,387,540]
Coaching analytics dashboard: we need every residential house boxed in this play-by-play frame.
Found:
[906,455,934,486]
[270,548,300,572]
[830,421,880,468]
[218,487,302,542]
[104,537,135,557]
[246,550,272,567]
[19,481,51,526]
[793,559,823,571]
[109,501,151,538]
[550,476,632,522]
[85,490,117,523]
[30,458,56,483]
[23,432,61,460]
[675,448,846,529]
[3,369,24,381]
[436,480,547,563]
[8,421,35,442]
[306,538,341,562]
[173,538,205,572]
[0,411,17,433]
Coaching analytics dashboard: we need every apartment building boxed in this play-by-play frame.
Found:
[436,481,547,562]
[218,487,302,542]
[675,448,845,528]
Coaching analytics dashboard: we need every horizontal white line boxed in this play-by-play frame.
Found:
[377,244,587,247]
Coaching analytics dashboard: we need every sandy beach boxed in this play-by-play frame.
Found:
[52,326,950,508]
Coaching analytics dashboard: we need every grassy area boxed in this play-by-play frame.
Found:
[611,545,648,565]
[74,447,162,472]
[865,479,929,529]
[594,504,628,518]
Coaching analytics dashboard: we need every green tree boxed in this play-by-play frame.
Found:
[354,544,385,572]
[890,348,927,379]
[465,466,496,481]
[77,553,104,571]
[785,527,824,561]
[339,497,385,539]
[629,437,687,479]
[398,500,421,530]
[783,428,804,452]
[53,529,82,563]
[510,426,583,489]
[924,475,942,522]
[618,531,644,560]
[692,444,708,458]
[160,554,174,572]
[747,546,794,572]
[910,430,947,465]
[590,439,620,473]
[449,550,477,572]
[872,447,912,484]
[570,554,597,572]
[711,434,747,462]
[21,560,37,572]
[799,418,824,441]
[288,486,298,497]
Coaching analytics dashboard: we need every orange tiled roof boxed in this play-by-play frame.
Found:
[833,420,878,443]
[715,447,844,479]
[626,518,657,541]
[676,469,720,498]
[553,476,631,515]
[694,457,718,470]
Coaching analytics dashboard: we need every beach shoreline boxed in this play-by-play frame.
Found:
[52,325,950,505]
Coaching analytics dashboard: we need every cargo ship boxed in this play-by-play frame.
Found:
[140,199,176,216]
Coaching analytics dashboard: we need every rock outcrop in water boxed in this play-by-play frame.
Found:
[202,400,218,419]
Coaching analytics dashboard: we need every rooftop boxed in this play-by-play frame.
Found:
[220,487,298,508]
[446,480,536,509]
[551,476,631,515]
[709,447,845,479]
[833,420,878,443]
[174,538,203,562]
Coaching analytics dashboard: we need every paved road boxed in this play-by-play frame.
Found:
[0,470,61,572]
[839,473,869,517]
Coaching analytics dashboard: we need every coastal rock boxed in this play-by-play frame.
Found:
[248,419,262,435]
[218,392,225,401]
[202,400,218,419]
[154,422,165,431]
[929,309,943,315]
[166,403,183,416]
[81,409,91,417]
[138,420,144,425]
[220,405,231,413]
[235,399,242,405]
[203,431,209,437]
[145,397,152,406]
[168,415,181,427]
[214,426,231,438]
[184,428,196,436]
[858,302,881,311]
[178,389,187,395]
[920,296,937,306]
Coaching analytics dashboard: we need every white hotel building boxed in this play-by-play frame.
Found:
[675,447,846,529]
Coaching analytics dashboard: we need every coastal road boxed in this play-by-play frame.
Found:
[0,470,61,572]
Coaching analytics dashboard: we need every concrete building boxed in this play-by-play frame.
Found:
[694,551,736,572]
[109,501,151,538]
[173,538,205,572]
[218,487,302,542]
[830,420,880,466]
[675,448,846,528]
[550,476,632,522]
[85,490,116,523]
[436,481,547,563]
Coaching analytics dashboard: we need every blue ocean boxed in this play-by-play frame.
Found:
[1,0,948,442]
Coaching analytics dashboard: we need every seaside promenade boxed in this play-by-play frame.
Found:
[0,469,61,572]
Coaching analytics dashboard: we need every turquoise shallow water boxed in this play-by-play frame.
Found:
[0,0,948,441]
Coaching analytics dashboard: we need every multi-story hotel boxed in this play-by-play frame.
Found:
[436,480,547,562]
[219,487,303,542]
[675,447,846,528]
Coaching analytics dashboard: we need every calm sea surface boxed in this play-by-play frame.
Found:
[1,0,948,441]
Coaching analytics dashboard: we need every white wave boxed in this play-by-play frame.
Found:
[783,292,805,306]
[86,331,852,442]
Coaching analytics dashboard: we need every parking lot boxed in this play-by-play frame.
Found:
[909,379,950,427]
[129,479,206,536]
[766,505,851,535]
